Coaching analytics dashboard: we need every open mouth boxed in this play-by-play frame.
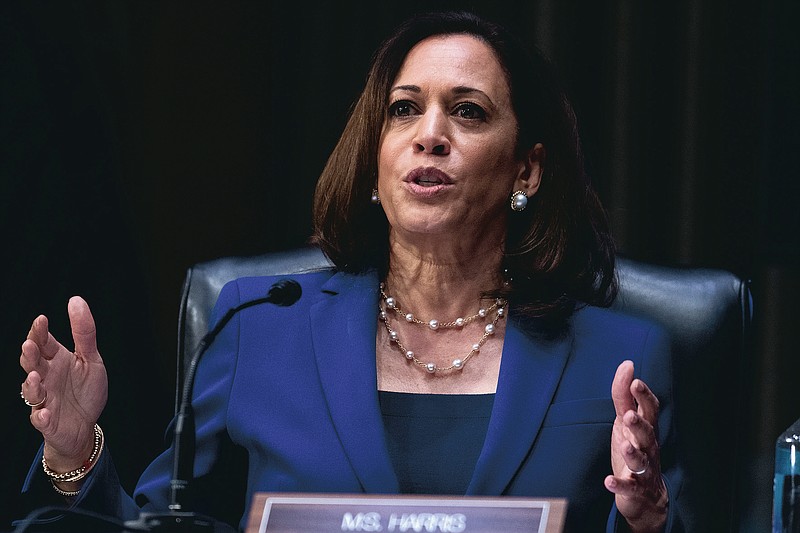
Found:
[416,175,444,187]
[405,167,453,187]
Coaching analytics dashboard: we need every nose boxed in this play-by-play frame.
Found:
[412,109,451,155]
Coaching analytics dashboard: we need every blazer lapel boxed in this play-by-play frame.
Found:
[309,271,400,493]
[467,315,573,495]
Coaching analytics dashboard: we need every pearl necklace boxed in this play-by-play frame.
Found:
[378,283,507,374]
[379,286,503,330]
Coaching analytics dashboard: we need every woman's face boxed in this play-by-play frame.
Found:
[377,34,539,249]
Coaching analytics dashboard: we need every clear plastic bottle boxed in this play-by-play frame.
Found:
[774,417,800,532]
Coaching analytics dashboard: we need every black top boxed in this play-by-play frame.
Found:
[378,391,495,494]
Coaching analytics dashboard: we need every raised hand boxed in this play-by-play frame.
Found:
[605,360,668,533]
[19,296,108,472]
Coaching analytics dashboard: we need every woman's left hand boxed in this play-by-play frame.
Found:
[605,360,669,533]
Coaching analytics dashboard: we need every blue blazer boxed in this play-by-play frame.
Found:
[23,270,683,532]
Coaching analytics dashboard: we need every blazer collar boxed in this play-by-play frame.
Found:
[309,271,573,495]
[467,315,573,494]
[309,271,399,493]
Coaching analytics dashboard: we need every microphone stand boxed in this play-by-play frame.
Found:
[123,280,302,532]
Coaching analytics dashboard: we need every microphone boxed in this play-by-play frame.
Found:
[126,279,302,532]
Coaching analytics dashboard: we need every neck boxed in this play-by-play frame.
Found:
[385,230,505,318]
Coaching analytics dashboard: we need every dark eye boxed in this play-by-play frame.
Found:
[454,102,487,120]
[388,100,415,117]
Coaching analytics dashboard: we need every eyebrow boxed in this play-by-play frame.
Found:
[389,84,496,107]
[389,84,421,94]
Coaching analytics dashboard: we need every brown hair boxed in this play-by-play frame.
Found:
[312,11,616,321]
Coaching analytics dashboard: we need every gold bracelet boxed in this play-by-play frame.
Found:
[50,479,81,498]
[42,424,104,483]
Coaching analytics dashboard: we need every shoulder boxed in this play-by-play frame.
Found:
[213,269,378,317]
[228,269,338,299]
[571,305,670,352]
[512,305,672,402]
[512,304,669,355]
[571,304,672,399]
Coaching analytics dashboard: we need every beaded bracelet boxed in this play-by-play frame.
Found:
[50,479,81,498]
[42,424,104,484]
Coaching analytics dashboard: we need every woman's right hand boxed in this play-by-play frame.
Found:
[19,296,108,472]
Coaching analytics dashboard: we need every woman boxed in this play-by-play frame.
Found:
[19,11,681,532]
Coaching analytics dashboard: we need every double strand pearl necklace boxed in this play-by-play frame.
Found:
[378,283,507,374]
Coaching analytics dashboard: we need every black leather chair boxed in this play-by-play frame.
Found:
[176,247,752,532]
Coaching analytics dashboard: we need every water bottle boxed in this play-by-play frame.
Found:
[774,417,800,532]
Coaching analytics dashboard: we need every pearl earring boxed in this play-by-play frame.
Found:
[510,190,528,212]
[371,188,380,205]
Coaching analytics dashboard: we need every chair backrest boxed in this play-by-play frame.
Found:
[611,259,752,532]
[176,246,334,405]
[176,247,752,532]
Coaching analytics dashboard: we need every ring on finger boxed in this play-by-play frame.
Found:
[628,454,649,476]
[21,387,47,408]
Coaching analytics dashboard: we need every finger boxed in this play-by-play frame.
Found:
[623,410,658,455]
[612,360,636,416]
[605,474,641,497]
[29,405,54,436]
[27,314,47,343]
[21,372,47,409]
[68,296,100,362]
[631,378,660,427]
[28,315,62,361]
[20,339,43,373]
[605,472,666,499]
[26,315,58,359]
[620,438,650,475]
[25,372,54,436]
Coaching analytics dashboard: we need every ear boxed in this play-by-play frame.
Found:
[513,143,545,198]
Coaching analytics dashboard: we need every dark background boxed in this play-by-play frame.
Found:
[1,1,797,530]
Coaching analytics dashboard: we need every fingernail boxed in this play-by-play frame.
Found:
[608,478,617,488]
[636,380,644,392]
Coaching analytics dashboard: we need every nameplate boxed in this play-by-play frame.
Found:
[247,493,566,533]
